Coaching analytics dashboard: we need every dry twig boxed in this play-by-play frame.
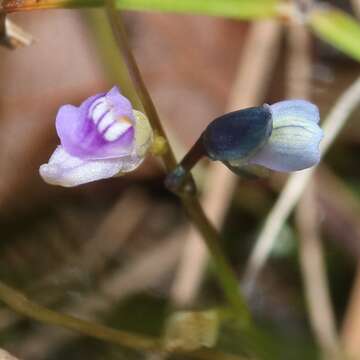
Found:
[296,182,339,357]
[288,19,339,357]
[0,349,20,360]
[242,74,360,292]
[319,167,360,358]
[342,264,360,359]
[0,15,33,48]
[351,0,360,18]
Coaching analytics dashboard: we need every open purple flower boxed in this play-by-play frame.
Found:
[40,87,153,187]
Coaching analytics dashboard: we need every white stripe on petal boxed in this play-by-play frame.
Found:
[89,97,108,124]
[97,112,115,132]
[104,122,131,141]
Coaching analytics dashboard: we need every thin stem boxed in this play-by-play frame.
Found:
[0,280,160,351]
[0,0,101,13]
[182,196,250,323]
[0,281,247,359]
[165,138,206,194]
[105,0,250,323]
[177,138,207,173]
[105,2,176,171]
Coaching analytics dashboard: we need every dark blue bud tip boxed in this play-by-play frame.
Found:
[201,105,273,162]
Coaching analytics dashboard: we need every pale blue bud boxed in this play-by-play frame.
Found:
[228,100,323,172]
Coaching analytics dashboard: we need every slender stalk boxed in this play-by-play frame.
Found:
[105,3,176,171]
[105,0,251,324]
[182,196,250,322]
[165,138,206,194]
[177,138,206,175]
[0,280,247,359]
[0,281,160,351]
[0,0,100,12]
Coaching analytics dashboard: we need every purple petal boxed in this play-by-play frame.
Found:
[55,89,136,160]
[105,86,134,121]
[56,93,104,158]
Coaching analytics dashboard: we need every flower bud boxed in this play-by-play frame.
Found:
[202,106,273,163]
[202,100,323,174]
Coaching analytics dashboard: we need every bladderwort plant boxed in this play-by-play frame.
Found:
[40,90,322,188]
[3,0,360,359]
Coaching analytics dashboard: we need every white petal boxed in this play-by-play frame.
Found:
[249,120,323,172]
[270,99,320,124]
[246,100,323,172]
[97,112,115,132]
[39,146,136,187]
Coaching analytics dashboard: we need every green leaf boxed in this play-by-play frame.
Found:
[309,7,360,62]
[114,0,280,19]
[3,0,281,19]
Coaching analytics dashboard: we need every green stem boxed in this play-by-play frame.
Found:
[182,196,250,322]
[105,3,177,171]
[105,0,251,324]
[0,281,247,359]
[0,281,160,350]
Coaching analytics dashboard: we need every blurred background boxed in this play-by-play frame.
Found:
[1,0,360,359]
